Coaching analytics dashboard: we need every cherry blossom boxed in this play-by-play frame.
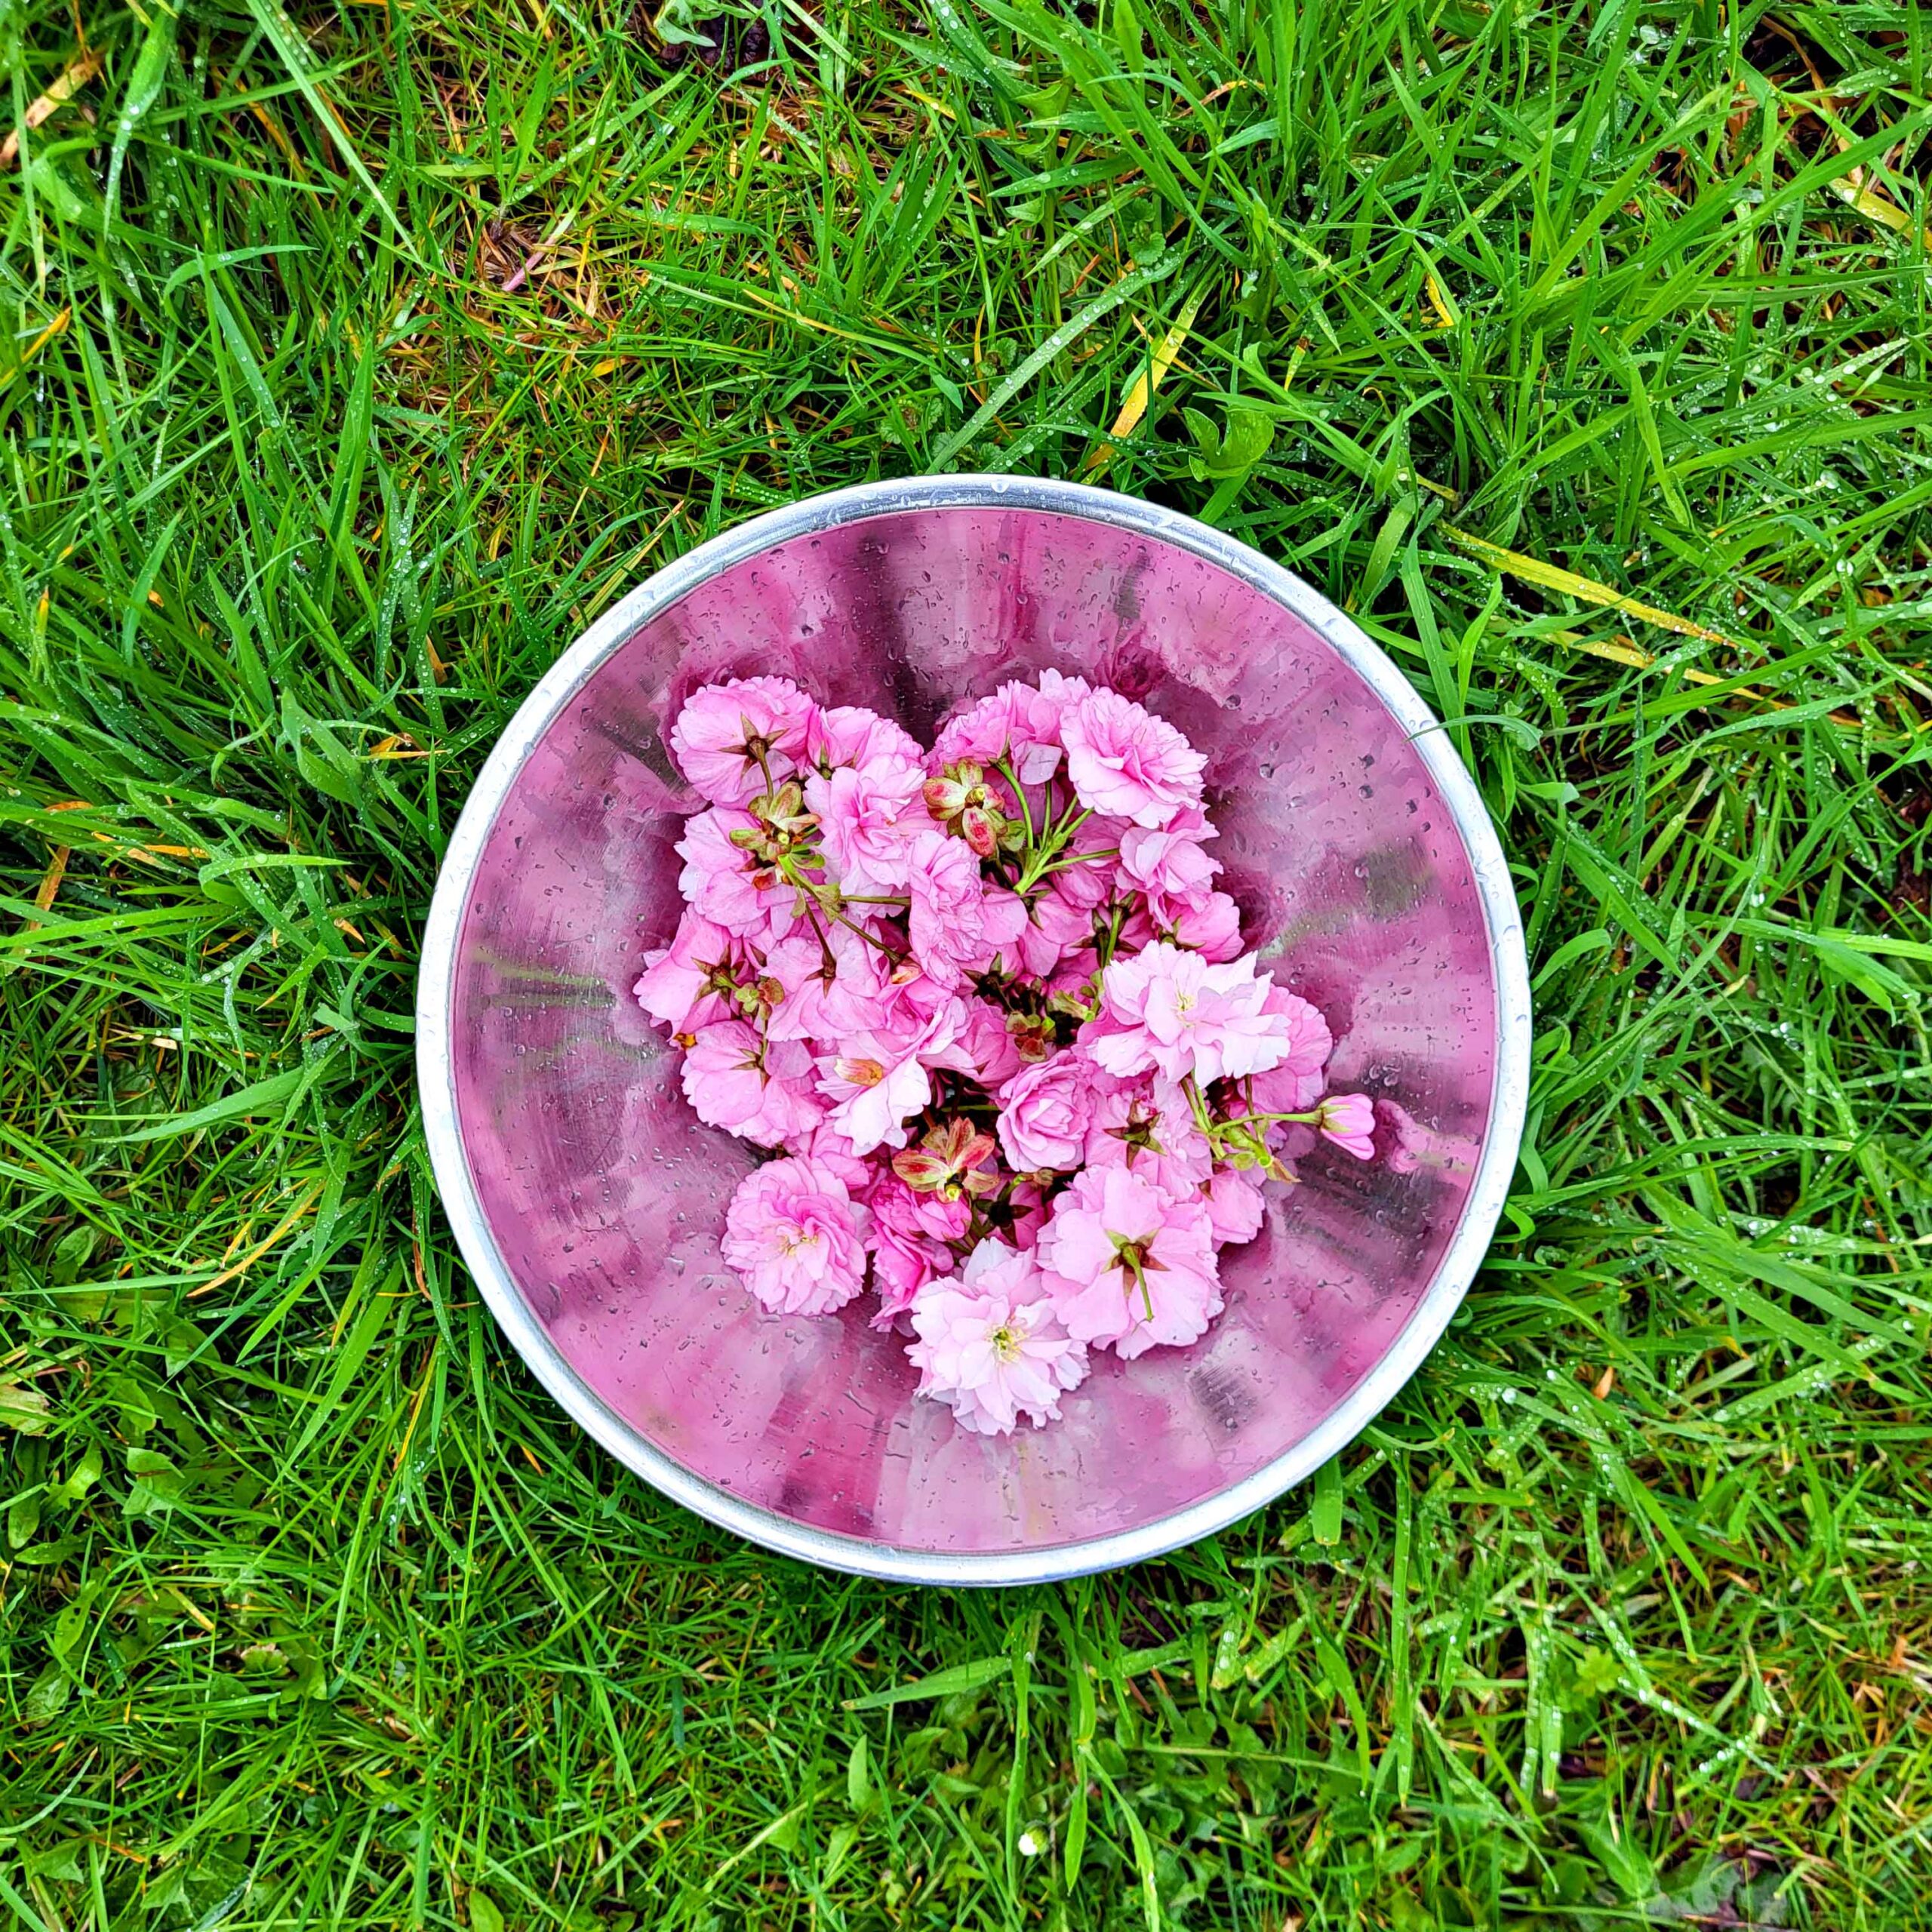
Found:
[1085,942,1300,1085]
[1317,1093,1377,1160]
[1036,1165,1223,1358]
[907,1241,1088,1434]
[669,675,817,806]
[635,673,1364,1434]
[1059,688,1205,828]
[995,1054,1098,1174]
[721,1157,869,1315]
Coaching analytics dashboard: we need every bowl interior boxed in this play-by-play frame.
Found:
[439,500,1505,1568]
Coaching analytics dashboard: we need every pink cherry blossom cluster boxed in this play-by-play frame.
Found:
[635,672,1374,1436]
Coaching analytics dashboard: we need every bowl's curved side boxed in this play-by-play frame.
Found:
[417,477,1530,1583]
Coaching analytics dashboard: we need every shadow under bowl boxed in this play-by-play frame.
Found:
[418,478,1529,1583]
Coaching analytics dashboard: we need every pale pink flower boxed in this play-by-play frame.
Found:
[971,887,1035,980]
[907,1241,1088,1435]
[1113,903,1158,956]
[745,1041,829,1146]
[681,1023,822,1146]
[814,1029,933,1156]
[1118,814,1220,925]
[995,1054,1096,1173]
[978,887,1031,962]
[868,1215,947,1327]
[1085,942,1298,1086]
[1060,689,1204,829]
[958,996,1024,1089]
[654,673,1329,1426]
[906,829,990,990]
[1168,890,1244,961]
[808,704,922,773]
[871,1173,971,1246]
[879,959,949,1027]
[678,1020,771,1136]
[1011,888,1091,979]
[906,992,980,1077]
[1036,1165,1222,1358]
[633,909,743,1034]
[869,986,980,1074]
[1201,1168,1266,1244]
[1244,986,1334,1120]
[761,921,892,1043]
[1082,1074,1214,1198]
[1318,1093,1376,1160]
[804,754,930,894]
[669,676,817,806]
[1035,666,1095,713]
[721,1156,869,1315]
[998,923,1062,986]
[931,678,1080,786]
[810,998,970,1155]
[794,1124,875,1198]
[675,808,794,939]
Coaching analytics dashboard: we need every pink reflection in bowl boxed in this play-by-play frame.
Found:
[418,479,1529,1582]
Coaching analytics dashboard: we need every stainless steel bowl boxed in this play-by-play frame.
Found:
[417,477,1530,1583]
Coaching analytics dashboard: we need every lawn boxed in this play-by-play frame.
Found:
[3,0,1931,1924]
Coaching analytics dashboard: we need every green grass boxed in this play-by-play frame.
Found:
[3,0,1932,1924]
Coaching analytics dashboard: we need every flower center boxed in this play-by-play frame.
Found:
[988,1322,1021,1363]
[777,1226,823,1260]
[836,1055,887,1088]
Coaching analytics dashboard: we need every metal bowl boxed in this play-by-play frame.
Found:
[417,478,1529,1583]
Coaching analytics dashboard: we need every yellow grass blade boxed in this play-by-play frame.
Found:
[1,51,100,168]
[1830,171,1932,249]
[1086,281,1208,473]
[1442,525,1732,645]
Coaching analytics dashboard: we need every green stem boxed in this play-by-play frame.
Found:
[1035,846,1117,876]
[803,905,838,976]
[1095,903,1126,970]
[777,854,897,957]
[826,906,896,955]
[996,758,1035,848]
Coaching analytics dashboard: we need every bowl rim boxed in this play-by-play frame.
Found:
[417,475,1531,1584]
